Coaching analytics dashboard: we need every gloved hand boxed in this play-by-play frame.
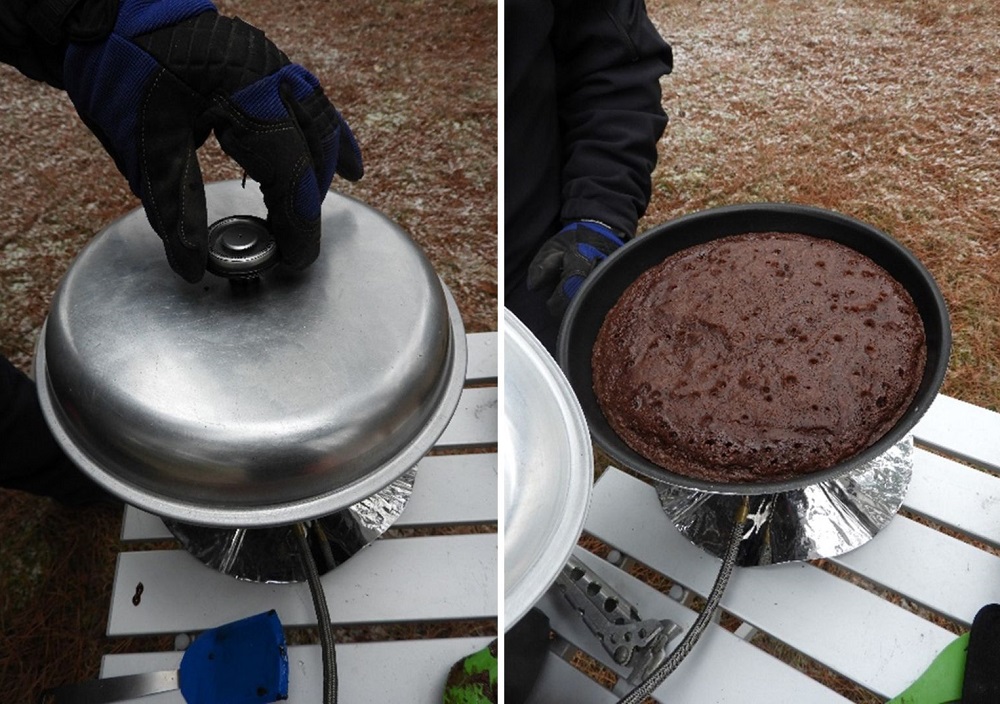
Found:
[527,220,625,318]
[62,0,363,282]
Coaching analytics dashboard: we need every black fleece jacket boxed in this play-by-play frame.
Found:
[504,0,672,289]
[0,0,118,87]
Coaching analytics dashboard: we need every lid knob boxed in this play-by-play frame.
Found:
[206,216,278,279]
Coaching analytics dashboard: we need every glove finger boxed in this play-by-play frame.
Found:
[561,248,600,289]
[527,239,572,290]
[284,79,364,194]
[260,144,323,271]
[139,70,210,283]
[212,75,323,270]
[545,247,601,318]
[335,115,364,181]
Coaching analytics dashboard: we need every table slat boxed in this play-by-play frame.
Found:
[434,387,497,448]
[904,447,1000,548]
[101,637,492,704]
[831,513,1000,627]
[465,331,498,384]
[108,534,497,636]
[914,395,1000,472]
[399,452,497,525]
[584,469,955,698]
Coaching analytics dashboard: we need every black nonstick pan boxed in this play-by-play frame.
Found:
[557,203,951,496]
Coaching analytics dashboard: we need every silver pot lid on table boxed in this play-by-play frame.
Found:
[504,310,593,629]
[36,180,467,529]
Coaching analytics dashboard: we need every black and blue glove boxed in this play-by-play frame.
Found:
[527,220,626,318]
[62,0,363,282]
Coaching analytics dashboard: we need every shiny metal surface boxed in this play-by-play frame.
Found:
[37,180,466,527]
[164,469,416,583]
[206,215,278,278]
[555,555,681,685]
[658,436,914,565]
[44,670,179,703]
[504,310,593,630]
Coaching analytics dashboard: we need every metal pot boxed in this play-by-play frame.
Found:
[558,203,950,563]
[36,180,467,536]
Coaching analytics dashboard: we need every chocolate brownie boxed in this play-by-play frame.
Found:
[592,232,927,482]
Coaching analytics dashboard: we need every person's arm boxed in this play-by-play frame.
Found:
[527,0,672,317]
[552,0,672,237]
[0,0,118,87]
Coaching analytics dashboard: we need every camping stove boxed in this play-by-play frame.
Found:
[165,469,416,583]
[657,436,914,566]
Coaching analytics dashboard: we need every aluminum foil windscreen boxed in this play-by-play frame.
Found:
[657,437,914,566]
[165,469,417,583]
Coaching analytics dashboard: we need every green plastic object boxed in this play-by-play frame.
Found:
[443,640,498,704]
[886,633,968,704]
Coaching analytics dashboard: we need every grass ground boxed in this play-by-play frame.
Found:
[0,0,496,697]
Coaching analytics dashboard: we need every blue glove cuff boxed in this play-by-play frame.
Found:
[115,0,216,36]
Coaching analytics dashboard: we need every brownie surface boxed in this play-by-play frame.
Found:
[592,232,927,482]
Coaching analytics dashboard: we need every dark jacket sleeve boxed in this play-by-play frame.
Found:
[0,0,118,88]
[552,0,672,236]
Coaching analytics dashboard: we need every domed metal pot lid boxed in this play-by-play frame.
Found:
[36,180,467,527]
[504,310,593,630]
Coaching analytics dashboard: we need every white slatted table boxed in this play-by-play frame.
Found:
[531,393,1000,702]
[100,331,498,703]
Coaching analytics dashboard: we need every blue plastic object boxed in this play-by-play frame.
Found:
[178,610,289,704]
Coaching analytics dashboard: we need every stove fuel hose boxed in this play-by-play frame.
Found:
[295,522,338,704]
[617,497,750,704]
